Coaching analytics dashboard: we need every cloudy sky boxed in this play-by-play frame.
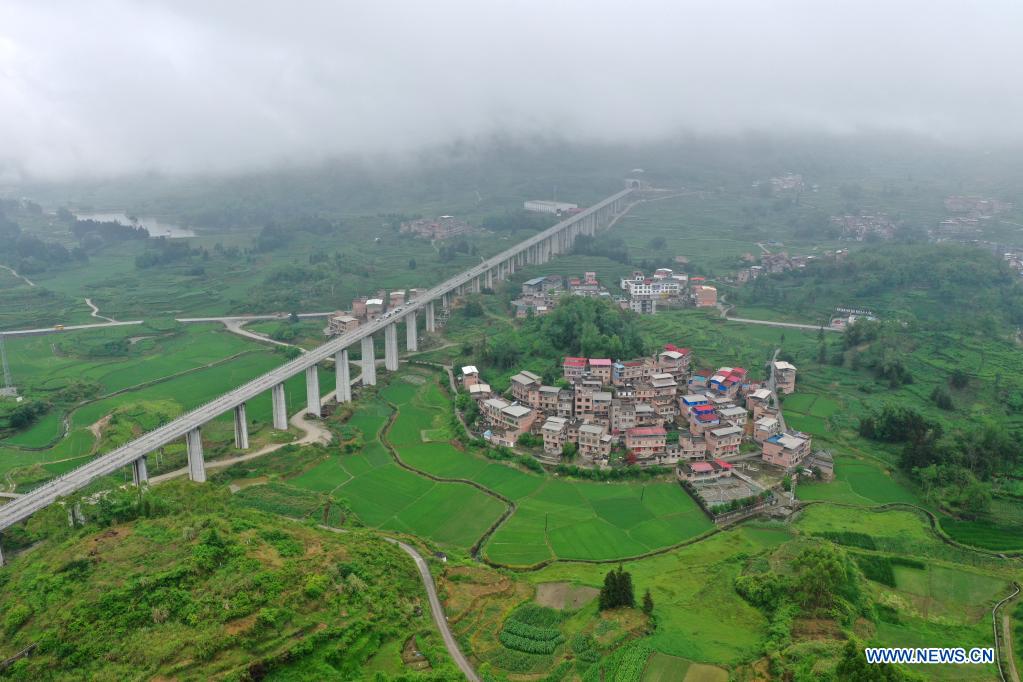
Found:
[1,0,1021,180]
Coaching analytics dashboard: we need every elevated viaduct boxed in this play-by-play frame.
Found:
[0,188,633,564]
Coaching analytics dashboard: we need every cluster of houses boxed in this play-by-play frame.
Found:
[619,269,717,314]
[324,287,429,337]
[400,216,474,240]
[831,214,897,241]
[944,195,1013,218]
[511,272,612,318]
[462,346,814,479]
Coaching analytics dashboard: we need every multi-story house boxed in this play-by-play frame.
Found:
[510,371,541,403]
[705,425,742,457]
[718,406,748,429]
[593,391,613,423]
[746,387,773,411]
[578,423,613,464]
[625,426,667,457]
[762,432,811,468]
[537,386,561,413]
[753,416,781,444]
[461,365,481,388]
[773,361,797,394]
[610,400,634,433]
[563,357,587,382]
[557,389,575,418]
[542,416,568,455]
[589,358,613,384]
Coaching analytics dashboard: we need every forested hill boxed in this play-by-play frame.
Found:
[741,243,1023,331]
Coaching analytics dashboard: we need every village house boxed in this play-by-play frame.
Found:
[510,371,542,403]
[563,357,588,382]
[481,399,537,445]
[557,389,575,417]
[537,385,561,413]
[542,417,568,455]
[672,430,707,460]
[680,393,710,419]
[677,459,733,483]
[718,406,748,429]
[325,313,360,337]
[705,425,742,457]
[709,367,746,398]
[468,383,492,401]
[691,284,717,308]
[689,371,710,391]
[625,425,667,457]
[753,416,781,444]
[689,405,720,435]
[592,391,613,423]
[401,215,473,240]
[578,423,613,463]
[461,365,480,388]
[762,432,811,469]
[772,361,797,394]
[589,358,613,384]
[746,387,773,411]
[611,400,636,433]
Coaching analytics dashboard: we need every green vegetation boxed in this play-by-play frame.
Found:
[0,482,458,680]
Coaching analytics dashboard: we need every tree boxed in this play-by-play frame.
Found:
[408,258,417,270]
[561,442,577,461]
[288,311,300,324]
[642,589,654,615]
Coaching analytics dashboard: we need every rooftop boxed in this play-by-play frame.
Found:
[579,424,605,435]
[461,365,479,375]
[589,358,612,367]
[563,357,587,367]
[627,426,667,437]
[502,404,533,418]
[710,426,742,437]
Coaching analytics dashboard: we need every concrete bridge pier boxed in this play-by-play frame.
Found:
[425,302,436,333]
[384,324,399,371]
[271,382,288,430]
[131,455,149,485]
[405,311,418,351]
[233,403,249,449]
[186,428,206,483]
[361,336,377,385]
[335,349,351,403]
[305,365,320,417]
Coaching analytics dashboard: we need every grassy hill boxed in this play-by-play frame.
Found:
[0,482,457,681]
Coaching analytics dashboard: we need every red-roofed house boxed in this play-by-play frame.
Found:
[625,426,667,457]
[588,358,612,384]
[563,357,587,382]
[677,458,734,483]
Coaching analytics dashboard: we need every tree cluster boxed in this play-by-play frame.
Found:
[598,565,635,610]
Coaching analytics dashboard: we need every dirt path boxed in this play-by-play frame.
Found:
[0,265,35,287]
[149,408,333,484]
[84,298,116,323]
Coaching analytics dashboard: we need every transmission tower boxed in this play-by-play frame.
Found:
[0,334,16,398]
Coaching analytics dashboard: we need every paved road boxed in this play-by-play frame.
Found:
[384,537,480,682]
[725,316,839,332]
[1,320,145,337]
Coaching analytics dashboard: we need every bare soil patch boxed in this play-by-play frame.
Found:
[534,581,599,610]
